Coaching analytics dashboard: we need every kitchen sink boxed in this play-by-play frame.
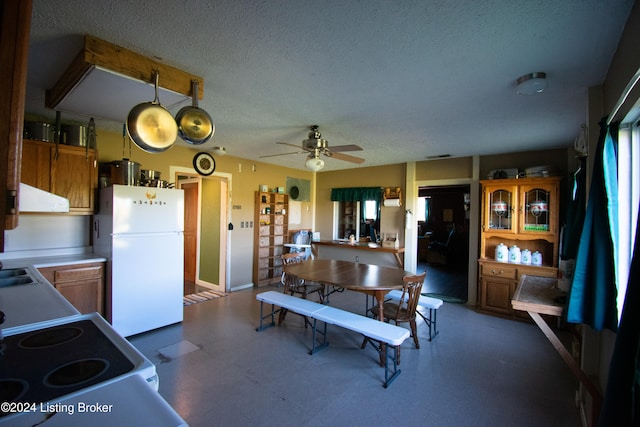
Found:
[0,268,36,287]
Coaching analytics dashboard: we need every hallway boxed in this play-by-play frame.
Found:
[417,261,469,302]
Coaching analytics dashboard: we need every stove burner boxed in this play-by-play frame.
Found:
[0,378,28,402]
[1,319,136,411]
[44,358,109,388]
[19,326,83,349]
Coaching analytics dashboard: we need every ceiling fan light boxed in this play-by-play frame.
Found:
[305,154,324,171]
[516,72,547,95]
[211,146,226,156]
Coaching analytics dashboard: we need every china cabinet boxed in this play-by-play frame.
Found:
[478,176,561,317]
[253,191,289,287]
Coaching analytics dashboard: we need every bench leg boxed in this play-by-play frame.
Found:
[256,302,278,331]
[417,308,439,341]
[383,345,402,388]
[309,318,329,355]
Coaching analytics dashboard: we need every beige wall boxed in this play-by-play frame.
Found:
[314,163,406,244]
[416,156,473,181]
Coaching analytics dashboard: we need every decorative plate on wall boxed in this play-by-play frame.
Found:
[193,152,216,176]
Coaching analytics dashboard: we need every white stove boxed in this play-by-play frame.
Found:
[0,314,184,426]
[0,259,185,426]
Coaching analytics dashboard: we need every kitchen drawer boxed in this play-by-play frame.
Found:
[480,263,516,279]
[54,265,103,282]
[516,264,558,279]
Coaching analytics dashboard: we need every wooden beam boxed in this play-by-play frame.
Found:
[46,35,203,109]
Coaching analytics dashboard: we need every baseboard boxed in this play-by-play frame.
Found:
[230,283,253,292]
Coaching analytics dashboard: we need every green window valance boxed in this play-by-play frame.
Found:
[330,187,383,202]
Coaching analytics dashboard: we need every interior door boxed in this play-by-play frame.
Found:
[182,181,199,283]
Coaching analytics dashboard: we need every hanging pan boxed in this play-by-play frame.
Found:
[126,71,178,153]
[175,79,214,145]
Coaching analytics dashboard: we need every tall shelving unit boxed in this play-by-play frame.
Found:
[253,191,289,287]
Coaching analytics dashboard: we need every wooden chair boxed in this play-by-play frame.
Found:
[278,252,325,326]
[367,272,426,349]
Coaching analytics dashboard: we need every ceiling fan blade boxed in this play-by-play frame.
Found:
[276,141,312,151]
[328,144,363,152]
[259,151,301,158]
[327,151,365,164]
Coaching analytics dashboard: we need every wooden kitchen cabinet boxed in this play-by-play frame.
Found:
[253,191,289,287]
[38,262,105,315]
[0,0,33,248]
[21,139,97,214]
[478,176,561,318]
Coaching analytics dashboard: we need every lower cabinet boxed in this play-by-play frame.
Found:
[38,262,105,315]
[478,260,557,318]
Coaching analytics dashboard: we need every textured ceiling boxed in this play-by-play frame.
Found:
[25,0,635,171]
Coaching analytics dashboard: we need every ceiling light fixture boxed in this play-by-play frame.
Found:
[305,150,325,171]
[516,72,547,95]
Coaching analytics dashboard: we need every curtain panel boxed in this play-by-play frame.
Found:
[330,187,383,202]
[566,120,619,331]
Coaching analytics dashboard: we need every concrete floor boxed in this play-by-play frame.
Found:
[130,285,582,427]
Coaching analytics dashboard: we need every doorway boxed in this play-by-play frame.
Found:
[175,169,230,294]
[417,185,470,302]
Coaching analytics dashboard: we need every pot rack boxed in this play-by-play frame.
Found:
[45,35,204,123]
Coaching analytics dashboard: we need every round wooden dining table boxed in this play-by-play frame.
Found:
[282,258,413,364]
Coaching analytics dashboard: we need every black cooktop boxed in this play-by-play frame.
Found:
[0,319,135,416]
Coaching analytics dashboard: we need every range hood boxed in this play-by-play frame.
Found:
[19,183,70,213]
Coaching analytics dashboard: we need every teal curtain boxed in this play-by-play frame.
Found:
[561,157,586,259]
[330,187,383,202]
[599,212,640,426]
[566,120,619,331]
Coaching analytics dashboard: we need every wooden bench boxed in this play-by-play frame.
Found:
[386,290,443,341]
[256,290,410,388]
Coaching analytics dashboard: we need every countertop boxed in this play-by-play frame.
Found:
[313,239,405,253]
[0,253,107,330]
[0,253,107,269]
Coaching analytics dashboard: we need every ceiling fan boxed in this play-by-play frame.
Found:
[261,125,365,170]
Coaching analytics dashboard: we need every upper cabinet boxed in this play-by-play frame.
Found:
[0,0,33,243]
[22,139,97,214]
[482,177,560,240]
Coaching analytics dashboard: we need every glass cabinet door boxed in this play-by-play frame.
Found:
[520,185,552,233]
[486,187,515,232]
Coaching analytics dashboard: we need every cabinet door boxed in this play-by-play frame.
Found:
[21,139,51,190]
[483,185,517,233]
[480,276,515,315]
[38,263,104,315]
[49,145,96,212]
[55,277,103,314]
[1,0,33,237]
[518,183,557,235]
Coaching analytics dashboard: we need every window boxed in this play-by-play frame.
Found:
[616,119,640,322]
[331,187,383,241]
[416,196,431,223]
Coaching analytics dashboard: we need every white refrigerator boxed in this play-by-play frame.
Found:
[94,184,184,337]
